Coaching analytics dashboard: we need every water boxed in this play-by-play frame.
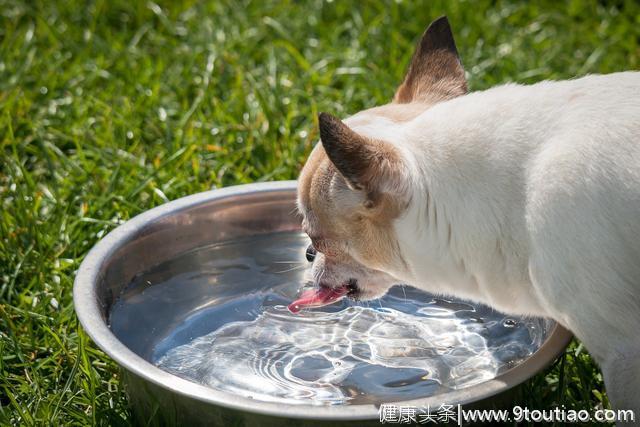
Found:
[109,231,549,405]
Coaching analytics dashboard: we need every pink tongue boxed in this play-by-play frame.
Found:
[288,286,348,314]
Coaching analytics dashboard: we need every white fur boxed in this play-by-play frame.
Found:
[350,72,640,416]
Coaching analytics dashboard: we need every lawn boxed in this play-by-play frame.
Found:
[1,0,639,425]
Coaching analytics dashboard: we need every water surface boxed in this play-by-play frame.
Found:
[110,232,549,405]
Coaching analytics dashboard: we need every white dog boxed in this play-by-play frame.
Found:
[295,16,640,418]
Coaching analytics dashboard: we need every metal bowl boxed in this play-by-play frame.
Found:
[74,181,572,426]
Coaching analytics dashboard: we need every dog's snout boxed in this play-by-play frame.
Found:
[305,244,316,262]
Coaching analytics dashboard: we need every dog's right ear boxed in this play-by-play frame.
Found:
[393,16,467,104]
[318,112,404,197]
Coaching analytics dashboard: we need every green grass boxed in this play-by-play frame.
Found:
[1,0,639,425]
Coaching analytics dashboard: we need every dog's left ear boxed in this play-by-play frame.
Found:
[394,16,467,104]
[318,112,404,196]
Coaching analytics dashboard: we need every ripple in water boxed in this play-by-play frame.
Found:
[110,232,549,405]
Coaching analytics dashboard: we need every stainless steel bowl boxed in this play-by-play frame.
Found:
[73,181,572,426]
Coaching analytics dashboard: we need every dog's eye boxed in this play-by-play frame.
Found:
[305,244,316,262]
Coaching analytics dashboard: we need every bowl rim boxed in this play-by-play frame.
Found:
[73,180,573,420]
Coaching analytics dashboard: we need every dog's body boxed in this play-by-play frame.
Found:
[377,72,640,414]
[297,17,640,417]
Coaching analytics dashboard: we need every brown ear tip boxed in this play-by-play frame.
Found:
[426,15,453,35]
[318,112,335,125]
[420,15,457,57]
[318,112,336,145]
[433,15,449,24]
[430,15,450,28]
[318,112,342,139]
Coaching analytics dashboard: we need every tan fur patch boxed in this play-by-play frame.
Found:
[348,191,408,271]
[394,49,467,104]
[364,103,431,123]
[297,144,407,272]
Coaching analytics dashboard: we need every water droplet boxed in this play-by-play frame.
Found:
[503,319,517,328]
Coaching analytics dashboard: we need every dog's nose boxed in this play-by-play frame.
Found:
[305,244,316,262]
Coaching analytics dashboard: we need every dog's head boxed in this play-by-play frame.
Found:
[297,16,467,301]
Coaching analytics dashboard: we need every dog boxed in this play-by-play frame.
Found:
[296,16,640,418]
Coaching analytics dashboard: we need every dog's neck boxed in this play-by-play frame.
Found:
[389,87,557,317]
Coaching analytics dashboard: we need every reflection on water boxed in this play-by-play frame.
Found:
[110,232,549,405]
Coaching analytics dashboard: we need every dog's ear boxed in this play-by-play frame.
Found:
[393,16,467,104]
[318,112,404,195]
